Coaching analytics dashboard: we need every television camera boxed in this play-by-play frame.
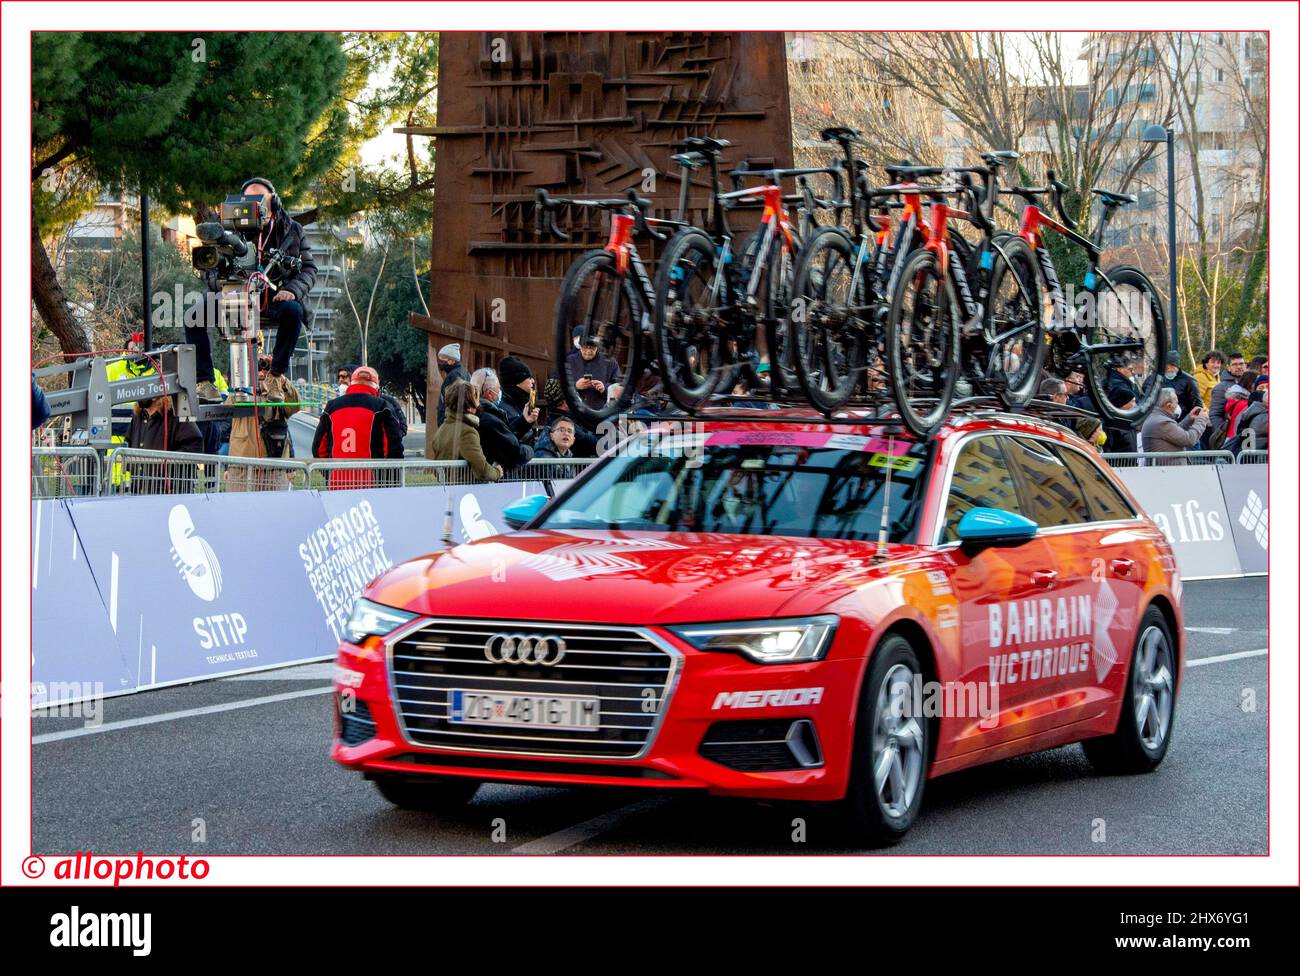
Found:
[190,194,301,399]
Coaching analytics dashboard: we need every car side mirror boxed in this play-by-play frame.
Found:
[502,493,548,530]
[956,507,1039,545]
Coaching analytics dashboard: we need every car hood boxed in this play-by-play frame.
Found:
[364,529,922,626]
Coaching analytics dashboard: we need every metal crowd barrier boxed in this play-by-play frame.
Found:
[1237,450,1269,465]
[1101,450,1236,468]
[77,450,598,495]
[305,456,598,490]
[102,448,310,495]
[32,447,102,498]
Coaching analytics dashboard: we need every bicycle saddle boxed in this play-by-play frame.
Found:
[681,136,730,156]
[820,126,864,144]
[981,149,1019,166]
[670,151,706,170]
[1093,188,1137,206]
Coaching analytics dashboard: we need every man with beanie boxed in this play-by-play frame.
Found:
[313,366,404,488]
[497,355,540,441]
[184,177,317,401]
[1161,352,1200,418]
[435,343,469,425]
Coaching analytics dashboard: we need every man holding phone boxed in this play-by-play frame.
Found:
[1141,386,1208,464]
[565,332,622,413]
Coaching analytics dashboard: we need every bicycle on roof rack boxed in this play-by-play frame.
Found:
[651,135,847,412]
[788,128,933,416]
[1003,169,1168,429]
[537,183,689,426]
[883,151,1053,436]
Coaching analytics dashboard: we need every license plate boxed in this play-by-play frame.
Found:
[449,690,601,730]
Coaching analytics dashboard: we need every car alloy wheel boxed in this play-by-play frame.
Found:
[1133,625,1174,752]
[1082,605,1177,774]
[872,662,925,820]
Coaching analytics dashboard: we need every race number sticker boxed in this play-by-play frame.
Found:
[869,453,919,472]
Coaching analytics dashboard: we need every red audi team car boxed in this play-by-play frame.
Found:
[332,410,1183,845]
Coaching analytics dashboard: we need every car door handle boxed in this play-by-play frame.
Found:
[1031,569,1058,590]
[1110,558,1135,577]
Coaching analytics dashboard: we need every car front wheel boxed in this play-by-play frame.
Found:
[836,634,930,847]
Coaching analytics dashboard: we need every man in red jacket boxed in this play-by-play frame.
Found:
[312,366,404,487]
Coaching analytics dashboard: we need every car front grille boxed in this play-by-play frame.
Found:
[388,619,680,759]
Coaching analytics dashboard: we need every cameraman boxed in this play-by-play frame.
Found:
[184,177,317,401]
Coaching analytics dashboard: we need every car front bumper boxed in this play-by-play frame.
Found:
[330,623,865,802]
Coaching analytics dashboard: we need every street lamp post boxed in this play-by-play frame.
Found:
[1142,124,1177,363]
[140,193,152,349]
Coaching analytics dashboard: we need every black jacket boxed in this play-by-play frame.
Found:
[478,398,534,468]
[380,393,409,439]
[1161,369,1200,418]
[436,363,470,426]
[126,406,204,454]
[203,207,317,304]
[1102,370,1138,453]
[564,348,623,412]
[500,385,538,440]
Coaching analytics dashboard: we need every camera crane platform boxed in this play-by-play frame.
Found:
[34,345,267,450]
[36,193,316,451]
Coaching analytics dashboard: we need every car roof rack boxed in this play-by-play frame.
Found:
[637,393,1098,432]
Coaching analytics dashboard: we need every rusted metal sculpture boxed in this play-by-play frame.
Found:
[405,31,793,449]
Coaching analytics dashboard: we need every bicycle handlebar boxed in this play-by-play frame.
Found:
[534,187,674,243]
[1046,169,1077,231]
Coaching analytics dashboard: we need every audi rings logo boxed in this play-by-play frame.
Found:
[484,633,568,666]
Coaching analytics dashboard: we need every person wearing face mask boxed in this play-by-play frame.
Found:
[1160,352,1200,418]
[336,365,354,397]
[435,343,470,426]
[1140,386,1208,465]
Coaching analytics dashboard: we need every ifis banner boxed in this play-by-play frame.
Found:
[1114,466,1242,579]
[1215,464,1268,576]
[37,482,552,703]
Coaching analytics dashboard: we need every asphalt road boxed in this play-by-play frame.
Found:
[32,578,1267,855]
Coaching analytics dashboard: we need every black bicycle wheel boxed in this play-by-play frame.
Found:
[1083,265,1168,426]
[790,226,871,413]
[986,235,1048,408]
[553,249,642,424]
[653,229,729,411]
[885,247,960,436]
[740,226,802,397]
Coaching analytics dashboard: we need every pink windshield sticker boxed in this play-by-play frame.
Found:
[863,436,911,456]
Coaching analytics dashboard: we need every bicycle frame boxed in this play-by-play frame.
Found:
[916,190,1044,378]
[1016,201,1150,358]
[597,211,658,337]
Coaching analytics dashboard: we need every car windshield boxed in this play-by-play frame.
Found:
[537,432,931,542]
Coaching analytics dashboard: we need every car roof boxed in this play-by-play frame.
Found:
[659,407,1087,448]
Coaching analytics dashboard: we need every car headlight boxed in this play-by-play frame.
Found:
[343,598,417,644]
[667,615,838,664]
